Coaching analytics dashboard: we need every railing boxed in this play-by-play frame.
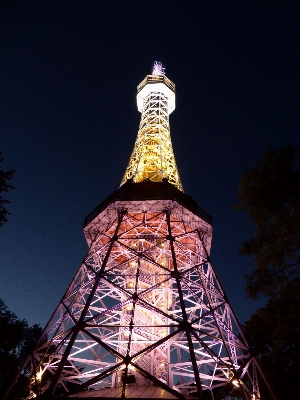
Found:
[137,75,175,94]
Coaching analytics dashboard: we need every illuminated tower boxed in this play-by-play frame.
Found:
[7,62,276,400]
[121,62,182,191]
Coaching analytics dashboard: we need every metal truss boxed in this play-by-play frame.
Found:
[6,66,276,399]
[11,197,275,399]
[120,75,183,192]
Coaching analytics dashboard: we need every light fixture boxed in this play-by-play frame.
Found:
[232,379,240,387]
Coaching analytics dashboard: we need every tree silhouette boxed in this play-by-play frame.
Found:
[236,146,300,299]
[0,299,42,399]
[0,152,15,228]
[236,146,300,399]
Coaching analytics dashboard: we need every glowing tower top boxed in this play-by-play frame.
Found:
[121,62,183,191]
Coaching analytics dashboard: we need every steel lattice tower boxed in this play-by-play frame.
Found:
[7,62,276,400]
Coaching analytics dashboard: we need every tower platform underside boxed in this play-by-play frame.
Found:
[84,180,212,235]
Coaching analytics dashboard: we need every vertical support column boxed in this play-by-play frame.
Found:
[165,210,203,400]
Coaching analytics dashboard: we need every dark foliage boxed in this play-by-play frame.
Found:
[0,152,15,227]
[236,146,300,399]
[236,146,300,299]
[0,299,42,399]
[243,280,300,399]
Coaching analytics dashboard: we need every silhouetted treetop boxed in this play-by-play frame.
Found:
[236,146,300,299]
[0,152,15,228]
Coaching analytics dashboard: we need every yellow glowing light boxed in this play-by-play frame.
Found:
[36,368,43,381]
[232,380,240,387]
[120,74,183,191]
[127,282,134,289]
[160,257,167,266]
[120,363,136,372]
[123,330,130,337]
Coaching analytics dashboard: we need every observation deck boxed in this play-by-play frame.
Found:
[137,75,175,114]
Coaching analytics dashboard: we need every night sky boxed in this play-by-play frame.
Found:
[1,2,300,329]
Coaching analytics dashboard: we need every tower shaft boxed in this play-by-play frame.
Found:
[121,75,183,191]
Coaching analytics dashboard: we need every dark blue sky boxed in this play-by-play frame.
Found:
[1,1,299,327]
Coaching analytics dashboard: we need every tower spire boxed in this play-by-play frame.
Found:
[121,62,183,191]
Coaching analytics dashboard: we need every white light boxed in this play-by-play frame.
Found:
[152,61,165,75]
[70,342,97,357]
[36,368,44,381]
